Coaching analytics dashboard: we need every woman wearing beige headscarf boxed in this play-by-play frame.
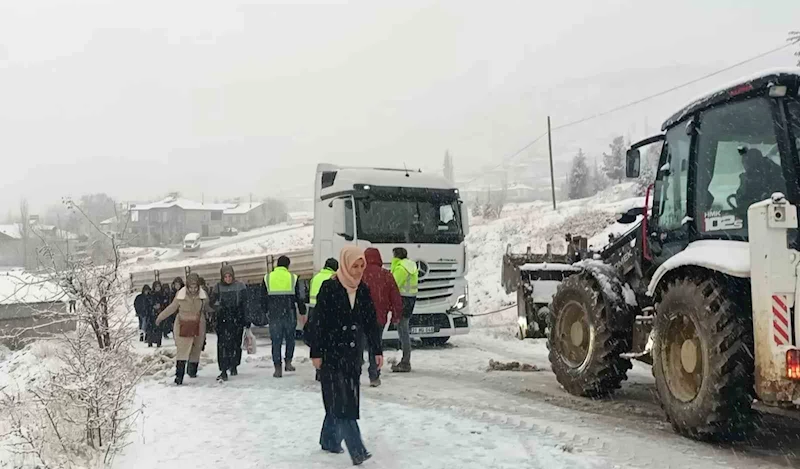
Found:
[156,273,209,385]
[307,246,383,465]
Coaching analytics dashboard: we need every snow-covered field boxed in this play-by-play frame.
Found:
[4,183,799,469]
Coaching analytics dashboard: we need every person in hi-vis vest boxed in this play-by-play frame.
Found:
[262,255,306,378]
[390,247,418,373]
[306,258,338,381]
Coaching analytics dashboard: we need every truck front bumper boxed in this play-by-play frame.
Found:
[382,308,470,340]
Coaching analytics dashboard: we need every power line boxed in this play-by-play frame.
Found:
[464,42,794,186]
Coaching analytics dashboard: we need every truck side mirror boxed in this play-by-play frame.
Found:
[626,148,641,178]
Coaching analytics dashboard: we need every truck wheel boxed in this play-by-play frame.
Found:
[548,273,632,397]
[652,277,754,441]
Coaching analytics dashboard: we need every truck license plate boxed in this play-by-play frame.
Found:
[410,326,435,334]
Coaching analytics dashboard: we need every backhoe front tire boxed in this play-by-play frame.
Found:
[652,277,754,441]
[548,273,632,397]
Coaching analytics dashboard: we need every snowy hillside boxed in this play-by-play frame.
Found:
[465,182,641,331]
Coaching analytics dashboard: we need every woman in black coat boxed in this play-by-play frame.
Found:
[210,265,249,381]
[308,246,383,466]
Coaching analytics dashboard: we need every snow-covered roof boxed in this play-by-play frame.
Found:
[223,203,263,215]
[0,224,22,240]
[131,197,229,212]
[100,216,118,225]
[317,164,456,193]
[507,183,537,191]
[0,271,69,305]
[663,67,800,130]
[0,224,78,241]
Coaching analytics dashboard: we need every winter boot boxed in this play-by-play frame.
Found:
[139,332,144,342]
[175,360,187,385]
[391,361,411,373]
[369,378,382,388]
[273,366,283,378]
[285,361,296,372]
[187,362,199,378]
[217,370,228,382]
[352,452,372,466]
[229,366,238,376]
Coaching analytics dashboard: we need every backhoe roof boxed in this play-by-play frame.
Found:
[661,68,800,131]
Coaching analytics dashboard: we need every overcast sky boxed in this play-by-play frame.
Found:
[1,0,798,214]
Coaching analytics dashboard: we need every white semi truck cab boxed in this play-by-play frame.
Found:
[313,163,470,342]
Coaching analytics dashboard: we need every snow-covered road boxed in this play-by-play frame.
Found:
[115,331,800,469]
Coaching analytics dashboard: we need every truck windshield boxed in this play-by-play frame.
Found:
[790,98,800,158]
[355,196,464,244]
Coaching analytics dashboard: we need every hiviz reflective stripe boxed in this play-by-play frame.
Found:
[309,268,335,306]
[264,267,297,296]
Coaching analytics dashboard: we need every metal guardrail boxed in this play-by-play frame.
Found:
[129,247,314,292]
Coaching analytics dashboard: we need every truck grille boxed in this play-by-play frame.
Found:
[418,261,458,305]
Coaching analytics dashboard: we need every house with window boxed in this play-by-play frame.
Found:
[0,270,74,349]
[127,196,228,246]
[222,202,269,231]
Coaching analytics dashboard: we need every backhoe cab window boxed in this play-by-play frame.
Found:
[695,97,786,237]
[790,99,800,156]
[653,125,690,231]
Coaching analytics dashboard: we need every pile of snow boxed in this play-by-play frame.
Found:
[205,225,313,257]
[120,247,181,265]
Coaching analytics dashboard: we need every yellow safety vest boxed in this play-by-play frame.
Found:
[392,258,419,297]
[264,267,298,296]
[309,268,335,306]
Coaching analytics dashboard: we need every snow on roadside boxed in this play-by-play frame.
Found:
[205,225,313,257]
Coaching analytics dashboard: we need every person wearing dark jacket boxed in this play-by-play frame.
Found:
[262,255,307,377]
[210,265,249,381]
[308,246,383,466]
[360,248,402,387]
[134,285,153,342]
[145,281,166,348]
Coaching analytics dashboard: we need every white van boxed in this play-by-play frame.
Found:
[182,233,201,252]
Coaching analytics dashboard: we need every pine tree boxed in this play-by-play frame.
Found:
[602,136,626,183]
[443,151,455,183]
[568,149,591,200]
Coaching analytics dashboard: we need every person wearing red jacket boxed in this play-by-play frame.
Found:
[360,247,403,387]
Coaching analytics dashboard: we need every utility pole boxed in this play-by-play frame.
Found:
[547,116,557,211]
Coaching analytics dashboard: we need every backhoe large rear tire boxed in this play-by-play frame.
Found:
[548,273,632,397]
[652,277,754,441]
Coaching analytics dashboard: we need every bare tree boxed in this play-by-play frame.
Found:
[790,31,800,66]
[0,197,143,468]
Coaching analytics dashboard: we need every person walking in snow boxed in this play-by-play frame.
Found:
[152,281,171,339]
[307,246,383,465]
[210,265,249,382]
[390,247,418,372]
[134,284,153,342]
[262,255,306,378]
[361,247,402,387]
[156,273,209,385]
[144,281,164,348]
